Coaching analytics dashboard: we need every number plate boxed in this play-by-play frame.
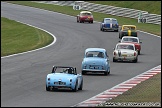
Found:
[90,66,99,69]
[122,54,127,57]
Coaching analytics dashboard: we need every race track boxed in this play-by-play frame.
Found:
[1,2,161,107]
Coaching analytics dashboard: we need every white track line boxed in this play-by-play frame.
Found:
[72,65,161,107]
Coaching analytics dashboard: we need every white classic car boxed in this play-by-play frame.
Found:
[113,43,138,63]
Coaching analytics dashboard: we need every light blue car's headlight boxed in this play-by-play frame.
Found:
[82,64,86,69]
[101,65,104,70]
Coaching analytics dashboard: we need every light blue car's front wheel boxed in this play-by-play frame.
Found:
[104,71,108,75]
[108,69,110,74]
[104,68,110,75]
[46,84,50,91]
[82,71,86,75]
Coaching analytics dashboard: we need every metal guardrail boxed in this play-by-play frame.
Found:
[32,1,161,25]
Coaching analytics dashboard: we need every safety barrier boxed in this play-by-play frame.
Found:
[32,1,161,25]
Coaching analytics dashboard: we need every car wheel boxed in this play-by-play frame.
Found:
[104,71,108,76]
[46,85,50,91]
[82,71,86,75]
[113,58,116,62]
[100,27,103,31]
[108,68,110,75]
[78,80,83,90]
[91,21,93,23]
[120,35,123,39]
[72,81,78,92]
[138,51,140,55]
[133,57,138,63]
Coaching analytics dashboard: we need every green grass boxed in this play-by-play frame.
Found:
[5,1,161,36]
[88,1,161,15]
[98,73,161,107]
[1,17,54,56]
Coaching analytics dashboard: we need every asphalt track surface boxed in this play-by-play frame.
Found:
[1,2,161,107]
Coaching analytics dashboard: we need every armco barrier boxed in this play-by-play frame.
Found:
[32,1,161,25]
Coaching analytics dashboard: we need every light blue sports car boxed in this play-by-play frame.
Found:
[46,66,83,92]
[81,48,110,75]
[100,18,119,32]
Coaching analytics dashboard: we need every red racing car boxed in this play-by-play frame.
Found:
[77,11,93,23]
[119,36,142,55]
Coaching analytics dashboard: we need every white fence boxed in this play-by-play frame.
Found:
[32,1,161,25]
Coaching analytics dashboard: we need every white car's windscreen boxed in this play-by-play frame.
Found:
[117,45,134,50]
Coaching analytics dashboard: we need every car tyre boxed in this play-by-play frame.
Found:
[104,71,108,76]
[82,71,86,75]
[108,69,110,75]
[72,81,78,92]
[46,85,50,91]
[115,29,118,32]
[119,34,121,39]
[78,80,83,90]
[133,57,138,63]
[113,58,116,62]
[138,51,140,55]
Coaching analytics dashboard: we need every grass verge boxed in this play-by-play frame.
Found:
[1,17,54,56]
[98,73,161,107]
[5,1,161,36]
[88,1,161,15]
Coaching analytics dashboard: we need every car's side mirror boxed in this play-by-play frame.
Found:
[118,40,121,42]
[113,48,115,50]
